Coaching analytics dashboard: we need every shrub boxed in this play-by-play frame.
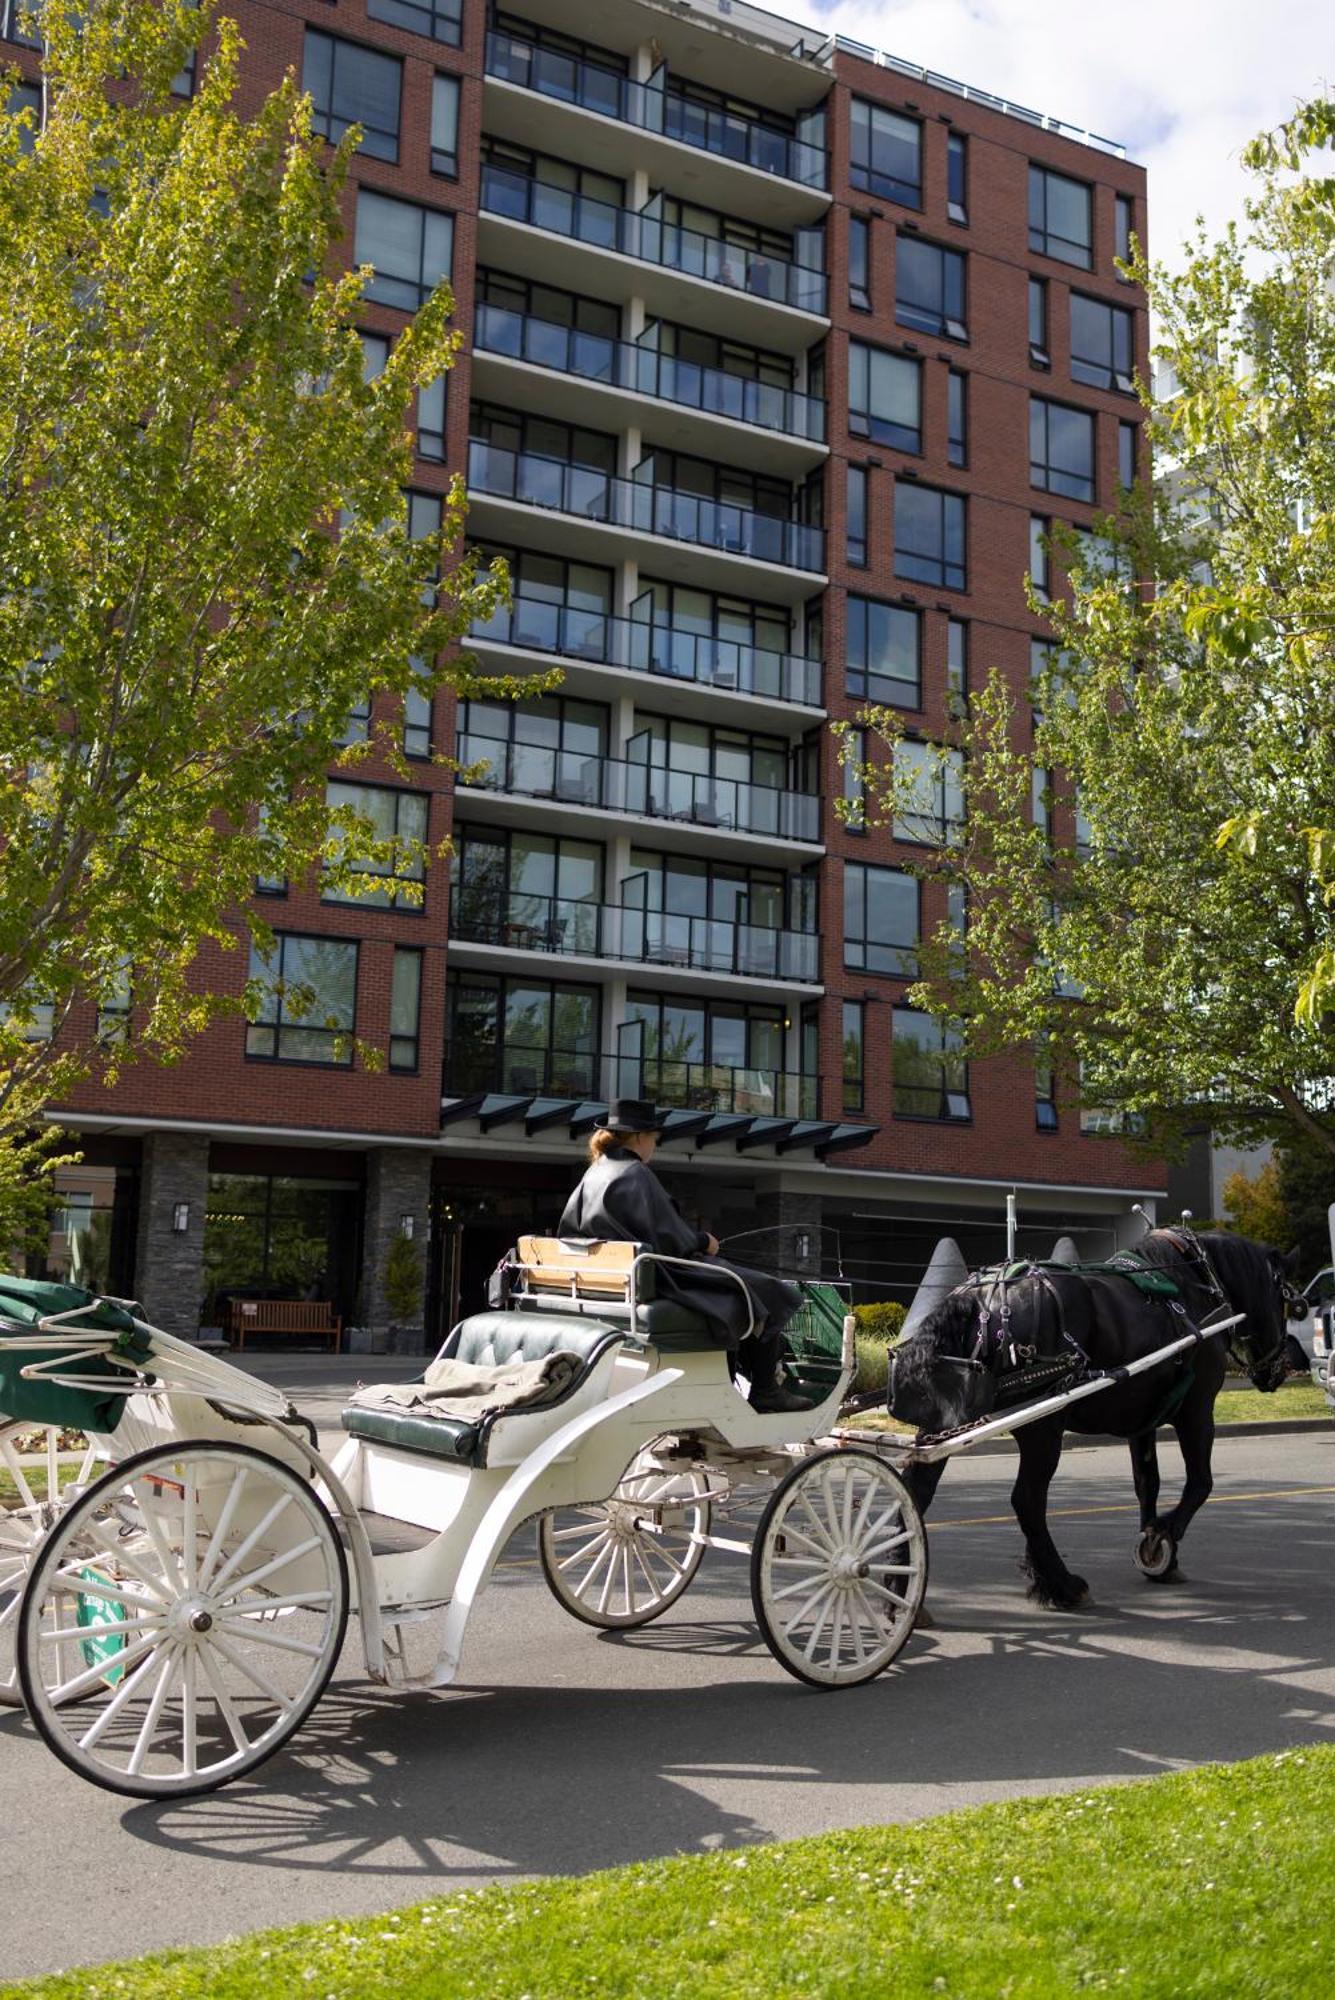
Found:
[854,1334,890,1396]
[383,1230,423,1324]
[854,1300,908,1344]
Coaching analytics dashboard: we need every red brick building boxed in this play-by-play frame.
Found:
[19,0,1164,1341]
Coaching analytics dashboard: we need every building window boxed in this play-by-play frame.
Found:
[355,189,454,312]
[1035,1036,1058,1129]
[1079,1065,1147,1136]
[892,1008,970,1120]
[895,238,966,340]
[842,1000,864,1113]
[844,862,918,977]
[95,962,132,1047]
[841,724,866,833]
[1030,398,1095,503]
[431,71,460,177]
[8,79,40,152]
[336,694,372,747]
[894,483,966,591]
[359,330,390,381]
[850,99,921,208]
[1029,515,1051,599]
[445,971,600,1096]
[246,934,358,1066]
[1119,420,1139,491]
[323,781,430,909]
[947,132,967,223]
[849,341,920,453]
[846,463,868,567]
[302,32,401,163]
[403,681,432,758]
[1028,165,1092,269]
[947,369,967,467]
[947,880,968,978]
[1114,193,1133,278]
[894,740,965,845]
[368,0,462,47]
[1028,277,1049,367]
[847,595,920,708]
[418,375,446,459]
[946,617,968,714]
[1070,294,1135,393]
[389,948,423,1072]
[849,215,871,311]
[203,1173,362,1326]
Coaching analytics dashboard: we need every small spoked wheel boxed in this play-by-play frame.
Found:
[1134,1525,1177,1579]
[538,1454,711,1630]
[752,1448,928,1689]
[17,1441,348,1798]
[0,1421,100,1708]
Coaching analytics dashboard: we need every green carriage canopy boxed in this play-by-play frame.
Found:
[0,1277,147,1434]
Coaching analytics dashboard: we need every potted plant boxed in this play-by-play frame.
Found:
[383,1229,424,1356]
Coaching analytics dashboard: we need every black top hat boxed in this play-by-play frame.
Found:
[601,1096,665,1135]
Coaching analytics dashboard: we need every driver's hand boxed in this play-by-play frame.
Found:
[704,1233,720,1256]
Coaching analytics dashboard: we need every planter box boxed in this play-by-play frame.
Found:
[345,1324,387,1355]
[389,1323,426,1356]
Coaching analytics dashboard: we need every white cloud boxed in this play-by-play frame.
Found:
[804,0,1329,265]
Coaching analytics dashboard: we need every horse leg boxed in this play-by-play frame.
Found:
[898,1458,947,1629]
[1012,1424,1090,1610]
[1152,1407,1216,1579]
[1127,1430,1179,1581]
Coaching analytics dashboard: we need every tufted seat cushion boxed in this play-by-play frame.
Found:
[340,1311,623,1465]
[631,1299,720,1350]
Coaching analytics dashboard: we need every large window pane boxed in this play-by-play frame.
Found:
[844,862,918,976]
[849,341,920,452]
[892,1009,970,1119]
[431,72,460,177]
[246,935,358,1065]
[355,189,454,311]
[1028,165,1092,269]
[1030,397,1096,502]
[303,32,401,161]
[850,100,920,208]
[389,948,422,1071]
[368,0,461,46]
[1069,294,1134,392]
[323,782,429,908]
[893,484,966,591]
[847,597,919,708]
[895,238,966,340]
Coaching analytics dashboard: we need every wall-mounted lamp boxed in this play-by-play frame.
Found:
[171,1202,190,1234]
[399,1213,415,1240]
[795,1233,812,1262]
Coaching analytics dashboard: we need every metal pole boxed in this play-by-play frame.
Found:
[1006,1190,1017,1262]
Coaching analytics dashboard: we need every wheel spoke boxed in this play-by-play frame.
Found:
[207,1491,294,1597]
[79,1519,176,1604]
[798,1586,837,1662]
[220,1591,334,1618]
[126,1650,179,1778]
[196,1641,252,1757]
[782,1576,835,1641]
[859,1574,914,1611]
[77,1641,167,1749]
[217,1535,324,1600]
[207,1613,323,1659]
[181,1644,197,1780]
[555,1526,612,1572]
[797,1490,836,1554]
[0,1439,37,1512]
[197,1468,248,1591]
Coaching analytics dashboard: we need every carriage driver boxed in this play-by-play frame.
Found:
[558,1097,815,1415]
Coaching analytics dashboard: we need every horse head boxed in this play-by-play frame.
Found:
[1197,1232,1298,1393]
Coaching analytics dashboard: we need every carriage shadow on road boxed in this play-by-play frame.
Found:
[109,1486,1335,1889]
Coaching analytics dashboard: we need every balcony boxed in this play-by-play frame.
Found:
[483,29,829,196]
[449,887,820,984]
[469,597,822,711]
[455,734,822,844]
[467,441,825,579]
[478,162,828,329]
[473,301,826,448]
[443,1041,821,1119]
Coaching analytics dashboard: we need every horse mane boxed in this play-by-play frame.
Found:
[890,1287,981,1400]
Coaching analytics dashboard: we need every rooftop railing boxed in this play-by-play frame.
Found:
[474,301,825,441]
[455,734,822,842]
[484,30,828,189]
[442,1041,819,1117]
[449,887,820,982]
[480,161,828,315]
[469,596,823,708]
[467,440,825,573]
[833,36,1126,157]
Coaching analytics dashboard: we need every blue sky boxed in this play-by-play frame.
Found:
[805,0,1331,266]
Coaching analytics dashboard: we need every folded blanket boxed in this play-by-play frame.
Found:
[348,1349,583,1420]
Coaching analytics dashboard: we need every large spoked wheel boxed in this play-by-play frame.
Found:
[752,1448,928,1690]
[17,1441,349,1798]
[538,1455,711,1630]
[1,1421,100,1708]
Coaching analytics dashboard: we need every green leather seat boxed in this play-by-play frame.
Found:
[339,1311,624,1466]
[631,1299,722,1350]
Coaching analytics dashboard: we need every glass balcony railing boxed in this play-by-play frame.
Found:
[450,887,820,982]
[484,30,828,191]
[467,441,825,573]
[443,1040,820,1117]
[470,595,823,707]
[480,162,828,315]
[474,302,826,442]
[455,734,822,842]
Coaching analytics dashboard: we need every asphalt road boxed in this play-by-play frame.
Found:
[4,1426,1335,1983]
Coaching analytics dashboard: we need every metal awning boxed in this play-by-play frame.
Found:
[440,1094,879,1162]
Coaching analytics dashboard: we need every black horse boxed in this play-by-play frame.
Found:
[890,1229,1304,1608]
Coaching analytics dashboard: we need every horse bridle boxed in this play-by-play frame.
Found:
[1160,1224,1291,1386]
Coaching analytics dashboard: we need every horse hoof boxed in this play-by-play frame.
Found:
[1135,1528,1178,1580]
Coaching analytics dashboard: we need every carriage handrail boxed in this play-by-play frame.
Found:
[8,1307,298,1421]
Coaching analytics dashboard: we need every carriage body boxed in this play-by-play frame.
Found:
[4,1242,932,1798]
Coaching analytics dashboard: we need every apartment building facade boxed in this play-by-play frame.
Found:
[18,0,1164,1339]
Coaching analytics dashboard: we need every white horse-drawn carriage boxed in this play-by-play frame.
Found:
[0,1242,931,1798]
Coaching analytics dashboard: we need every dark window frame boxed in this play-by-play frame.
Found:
[842,999,865,1113]
[245,932,360,1069]
[893,482,967,592]
[848,213,872,312]
[1030,396,1096,503]
[846,462,869,567]
[894,235,967,341]
[431,70,460,178]
[843,860,920,978]
[848,339,921,454]
[368,0,462,49]
[1028,164,1093,270]
[303,30,402,163]
[850,97,922,209]
[355,187,454,312]
[1069,291,1135,393]
[389,946,423,1072]
[846,594,921,710]
[891,1006,971,1121]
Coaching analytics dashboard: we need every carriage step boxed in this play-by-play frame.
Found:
[357,1510,440,1556]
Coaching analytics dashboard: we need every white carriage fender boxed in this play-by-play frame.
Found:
[427,1365,685,1689]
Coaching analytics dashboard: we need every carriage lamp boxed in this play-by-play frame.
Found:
[171,1202,190,1234]
[400,1213,415,1239]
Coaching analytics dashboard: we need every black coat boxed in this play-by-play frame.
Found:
[557,1146,801,1349]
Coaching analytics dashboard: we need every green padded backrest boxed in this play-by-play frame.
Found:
[446,1310,623,1370]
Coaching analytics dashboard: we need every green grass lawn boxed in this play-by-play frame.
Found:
[4,1746,1332,1999]
[849,1374,1331,1437]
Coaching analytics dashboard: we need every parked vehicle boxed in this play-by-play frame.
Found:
[1304,1266,1335,1401]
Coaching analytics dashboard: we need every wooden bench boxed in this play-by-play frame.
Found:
[227,1299,343,1353]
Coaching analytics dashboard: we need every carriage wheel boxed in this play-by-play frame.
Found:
[752,1448,928,1690]
[538,1456,711,1630]
[17,1441,348,1799]
[0,1421,100,1708]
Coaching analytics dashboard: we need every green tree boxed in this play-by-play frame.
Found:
[383,1229,423,1325]
[846,95,1335,1164]
[0,0,524,1234]
[1220,1156,1290,1247]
